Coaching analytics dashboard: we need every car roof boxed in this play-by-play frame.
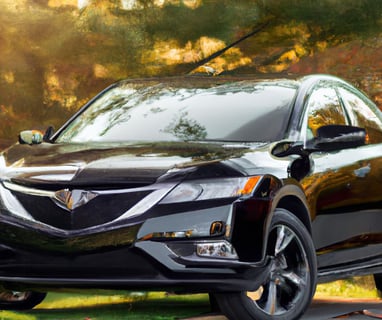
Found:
[114,74,301,89]
[110,73,354,92]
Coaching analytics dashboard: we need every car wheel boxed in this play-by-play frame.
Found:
[0,291,46,310]
[214,208,317,320]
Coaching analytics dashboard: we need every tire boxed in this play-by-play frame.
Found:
[0,291,46,310]
[208,293,221,312]
[214,208,317,320]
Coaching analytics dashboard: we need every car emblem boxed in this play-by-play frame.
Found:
[53,189,98,211]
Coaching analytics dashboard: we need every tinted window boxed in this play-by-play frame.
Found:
[339,87,382,144]
[305,87,348,140]
[56,82,296,143]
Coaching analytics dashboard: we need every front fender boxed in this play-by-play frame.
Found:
[230,176,310,264]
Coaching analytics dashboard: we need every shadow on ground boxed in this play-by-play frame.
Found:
[2,296,382,320]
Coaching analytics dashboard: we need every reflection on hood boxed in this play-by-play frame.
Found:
[0,141,255,187]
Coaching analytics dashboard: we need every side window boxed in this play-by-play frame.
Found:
[305,87,347,140]
[339,87,382,144]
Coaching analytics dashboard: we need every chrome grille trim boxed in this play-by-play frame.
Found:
[0,180,177,229]
[3,181,55,198]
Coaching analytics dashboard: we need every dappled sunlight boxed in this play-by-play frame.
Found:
[93,64,110,78]
[0,0,27,12]
[200,48,252,74]
[0,311,36,320]
[2,71,15,84]
[142,36,252,74]
[44,71,80,112]
[47,0,204,11]
[36,293,147,309]
[143,39,200,66]
[121,0,202,10]
[48,0,77,8]
[0,0,381,141]
[182,0,202,9]
[258,44,309,73]
[142,37,227,66]
[0,293,211,320]
[315,276,379,299]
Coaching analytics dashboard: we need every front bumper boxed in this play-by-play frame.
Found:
[0,238,269,293]
[0,179,271,293]
[0,200,268,293]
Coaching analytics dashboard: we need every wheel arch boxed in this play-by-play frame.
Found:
[274,193,312,234]
[263,183,313,260]
[230,177,312,263]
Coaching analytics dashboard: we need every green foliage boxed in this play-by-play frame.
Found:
[316,276,379,299]
[145,1,260,44]
[0,0,382,143]
[164,111,207,141]
[262,0,382,40]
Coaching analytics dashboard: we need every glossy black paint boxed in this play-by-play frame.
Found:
[0,74,382,297]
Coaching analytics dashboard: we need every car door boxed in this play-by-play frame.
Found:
[299,82,382,270]
[338,85,382,202]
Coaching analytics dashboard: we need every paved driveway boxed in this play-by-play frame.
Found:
[182,298,382,320]
[303,298,382,319]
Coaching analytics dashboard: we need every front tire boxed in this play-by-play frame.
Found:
[0,291,46,310]
[215,208,317,320]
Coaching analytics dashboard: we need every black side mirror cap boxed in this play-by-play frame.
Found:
[271,125,366,158]
[308,124,366,152]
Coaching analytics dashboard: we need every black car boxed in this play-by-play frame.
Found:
[1,74,382,320]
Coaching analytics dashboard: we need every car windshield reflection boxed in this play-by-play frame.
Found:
[55,81,297,143]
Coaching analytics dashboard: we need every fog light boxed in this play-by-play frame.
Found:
[139,230,193,240]
[196,241,238,259]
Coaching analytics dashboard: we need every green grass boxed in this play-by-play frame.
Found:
[0,292,211,320]
[0,276,380,320]
[315,275,380,299]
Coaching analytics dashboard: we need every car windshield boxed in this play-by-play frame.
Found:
[55,80,297,143]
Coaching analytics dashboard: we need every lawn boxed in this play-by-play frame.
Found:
[0,292,211,320]
[0,276,379,320]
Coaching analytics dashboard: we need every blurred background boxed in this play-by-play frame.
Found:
[1,0,382,146]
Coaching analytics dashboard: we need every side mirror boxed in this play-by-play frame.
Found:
[19,126,55,145]
[19,126,54,145]
[271,141,311,180]
[271,125,366,158]
[271,141,304,158]
[271,125,366,181]
[308,125,366,152]
[19,130,44,145]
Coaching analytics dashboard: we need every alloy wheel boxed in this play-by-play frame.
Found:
[250,224,310,316]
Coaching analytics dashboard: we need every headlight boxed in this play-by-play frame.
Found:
[160,176,261,204]
[0,155,7,176]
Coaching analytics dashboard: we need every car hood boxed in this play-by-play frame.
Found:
[0,141,256,188]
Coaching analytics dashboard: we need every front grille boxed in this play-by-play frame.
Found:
[14,190,152,230]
